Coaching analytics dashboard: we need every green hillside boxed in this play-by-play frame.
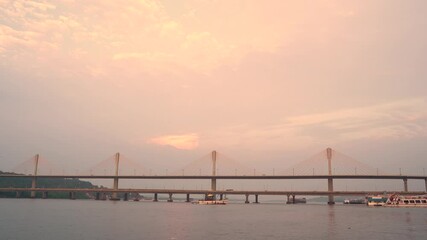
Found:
[0,171,99,199]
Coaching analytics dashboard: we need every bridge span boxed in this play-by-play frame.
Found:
[3,149,427,203]
[1,187,425,204]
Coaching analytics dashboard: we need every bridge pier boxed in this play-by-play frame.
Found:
[211,151,217,191]
[186,194,190,202]
[42,191,48,199]
[123,193,129,201]
[95,192,100,200]
[328,178,335,204]
[153,193,158,202]
[30,154,40,198]
[403,178,408,192]
[245,194,249,204]
[326,148,335,205]
[16,191,21,198]
[111,153,120,200]
[69,192,76,200]
[254,194,259,204]
[168,193,173,202]
[219,194,224,200]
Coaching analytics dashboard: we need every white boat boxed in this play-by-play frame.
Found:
[344,199,365,204]
[366,196,388,206]
[194,194,227,205]
[385,194,427,207]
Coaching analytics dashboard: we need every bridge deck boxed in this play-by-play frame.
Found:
[1,174,426,180]
[0,188,425,196]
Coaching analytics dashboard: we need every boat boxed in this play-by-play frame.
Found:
[384,194,427,207]
[286,197,306,204]
[366,196,388,206]
[343,199,365,204]
[194,194,227,205]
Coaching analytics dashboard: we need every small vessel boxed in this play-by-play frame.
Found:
[286,197,306,204]
[385,194,427,207]
[366,196,388,206]
[194,194,227,205]
[343,199,365,204]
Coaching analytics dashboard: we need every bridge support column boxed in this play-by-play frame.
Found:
[254,194,259,204]
[123,193,129,201]
[42,191,48,199]
[186,194,190,202]
[403,178,408,192]
[69,192,76,200]
[219,194,223,200]
[168,193,173,202]
[153,193,158,202]
[211,151,217,191]
[31,154,40,198]
[245,194,249,204]
[111,152,120,200]
[16,191,21,198]
[286,195,290,204]
[328,178,335,205]
[326,148,335,205]
[95,192,100,200]
[292,195,296,204]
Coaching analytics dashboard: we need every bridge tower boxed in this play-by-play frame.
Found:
[111,152,120,200]
[211,150,217,192]
[327,148,335,204]
[30,154,39,198]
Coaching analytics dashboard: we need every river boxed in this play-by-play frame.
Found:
[1,199,426,240]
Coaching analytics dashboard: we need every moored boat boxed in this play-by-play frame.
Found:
[366,196,388,206]
[344,199,365,204]
[385,194,427,207]
[194,194,227,205]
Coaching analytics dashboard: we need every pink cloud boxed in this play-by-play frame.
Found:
[148,133,199,150]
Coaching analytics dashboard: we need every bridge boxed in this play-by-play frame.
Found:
[1,148,426,204]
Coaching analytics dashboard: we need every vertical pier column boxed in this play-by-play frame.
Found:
[31,154,39,198]
[292,195,296,204]
[211,150,217,192]
[327,148,335,205]
[186,194,191,202]
[219,194,224,200]
[254,194,259,204]
[123,193,129,201]
[42,192,48,199]
[286,195,290,204]
[16,192,21,198]
[95,192,100,200]
[153,193,158,202]
[112,152,120,200]
[403,178,408,192]
[168,193,173,202]
[69,192,76,200]
[245,194,249,204]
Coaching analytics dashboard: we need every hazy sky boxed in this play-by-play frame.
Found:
[1,0,427,177]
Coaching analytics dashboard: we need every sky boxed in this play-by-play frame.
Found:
[1,0,427,185]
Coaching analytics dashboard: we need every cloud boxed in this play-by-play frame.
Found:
[202,98,427,150]
[147,133,199,150]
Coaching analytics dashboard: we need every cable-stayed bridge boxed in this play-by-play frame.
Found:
[1,148,426,203]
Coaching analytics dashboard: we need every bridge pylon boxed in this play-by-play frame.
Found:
[31,154,39,198]
[326,148,335,205]
[111,152,120,200]
[211,150,217,192]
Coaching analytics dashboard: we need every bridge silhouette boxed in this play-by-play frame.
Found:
[1,148,426,203]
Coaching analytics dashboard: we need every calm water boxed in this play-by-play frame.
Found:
[1,199,426,240]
